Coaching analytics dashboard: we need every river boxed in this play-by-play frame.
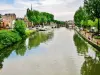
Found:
[0,27,100,75]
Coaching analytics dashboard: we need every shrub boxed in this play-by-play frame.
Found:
[14,20,26,36]
[25,30,36,36]
[0,30,22,49]
[94,36,100,39]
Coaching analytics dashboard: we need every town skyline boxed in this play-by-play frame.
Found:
[0,0,83,21]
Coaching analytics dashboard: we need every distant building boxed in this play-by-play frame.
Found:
[24,16,33,28]
[66,20,75,28]
[23,4,33,28]
[1,13,16,29]
[67,20,74,25]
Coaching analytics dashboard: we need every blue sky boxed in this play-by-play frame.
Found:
[0,0,14,4]
[0,0,83,20]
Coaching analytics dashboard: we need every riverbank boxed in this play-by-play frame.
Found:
[0,29,36,50]
[75,28,100,50]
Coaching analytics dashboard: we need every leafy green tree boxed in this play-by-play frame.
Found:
[27,8,34,22]
[84,0,100,33]
[81,20,88,28]
[40,12,47,25]
[26,8,54,26]
[54,20,65,26]
[87,20,95,27]
[36,15,41,25]
[74,7,84,27]
[14,20,26,36]
[74,6,89,27]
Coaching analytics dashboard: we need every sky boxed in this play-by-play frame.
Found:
[0,0,84,21]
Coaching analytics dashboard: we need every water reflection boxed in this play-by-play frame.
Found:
[1,28,100,75]
[73,33,88,55]
[73,33,100,75]
[81,56,100,75]
[0,31,54,70]
[28,32,53,49]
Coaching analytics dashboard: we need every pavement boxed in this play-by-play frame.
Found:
[80,30,100,46]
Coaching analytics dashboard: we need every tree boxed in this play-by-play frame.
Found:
[81,20,88,28]
[74,7,89,27]
[14,20,26,36]
[40,12,47,25]
[74,7,84,27]
[87,20,95,27]
[27,8,34,22]
[84,0,100,33]
[26,8,54,26]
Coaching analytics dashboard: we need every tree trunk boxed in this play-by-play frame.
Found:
[98,18,100,33]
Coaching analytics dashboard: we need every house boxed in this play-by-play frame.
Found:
[0,13,16,29]
[67,20,74,25]
[24,16,33,28]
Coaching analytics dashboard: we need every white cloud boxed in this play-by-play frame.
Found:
[0,0,84,20]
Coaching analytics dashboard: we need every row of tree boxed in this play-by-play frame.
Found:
[74,0,100,33]
[26,8,65,26]
[54,20,65,25]
[27,8,54,25]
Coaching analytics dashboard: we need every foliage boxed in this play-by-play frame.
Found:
[74,0,100,33]
[25,30,36,36]
[87,20,95,27]
[0,14,1,18]
[14,20,26,36]
[74,7,88,27]
[54,20,65,25]
[0,31,54,69]
[0,30,21,49]
[84,0,100,32]
[26,9,54,25]
[94,36,100,39]
[81,20,88,27]
[84,0,100,19]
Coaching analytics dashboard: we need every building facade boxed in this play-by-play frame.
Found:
[24,16,33,28]
[0,13,16,29]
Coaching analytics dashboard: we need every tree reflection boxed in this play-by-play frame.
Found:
[0,44,16,70]
[73,33,100,75]
[0,31,54,70]
[73,33,88,55]
[81,56,100,75]
[15,40,27,56]
[28,31,54,49]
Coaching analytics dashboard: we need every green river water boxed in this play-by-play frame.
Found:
[0,27,100,75]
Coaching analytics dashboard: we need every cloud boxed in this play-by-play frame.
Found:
[0,0,84,20]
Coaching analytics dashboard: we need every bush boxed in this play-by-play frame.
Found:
[94,36,100,39]
[14,20,26,36]
[0,30,22,49]
[25,30,36,36]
